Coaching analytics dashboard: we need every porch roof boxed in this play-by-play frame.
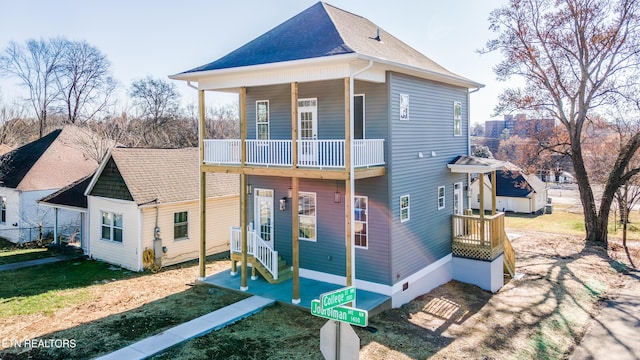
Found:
[447,155,507,174]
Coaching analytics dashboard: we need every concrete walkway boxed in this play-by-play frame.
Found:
[0,255,75,272]
[96,296,275,360]
[571,269,640,360]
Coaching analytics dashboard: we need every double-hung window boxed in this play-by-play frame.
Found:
[298,192,316,241]
[354,196,368,248]
[438,186,446,210]
[453,101,462,136]
[256,100,270,140]
[1,197,6,224]
[400,195,410,222]
[174,211,188,240]
[101,211,123,243]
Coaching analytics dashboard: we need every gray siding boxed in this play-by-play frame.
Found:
[247,176,391,285]
[388,72,468,285]
[89,158,133,201]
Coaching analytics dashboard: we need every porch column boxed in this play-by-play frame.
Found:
[240,86,249,291]
[344,77,354,288]
[291,82,300,304]
[198,89,206,279]
[479,173,486,246]
[53,208,59,245]
[491,170,497,215]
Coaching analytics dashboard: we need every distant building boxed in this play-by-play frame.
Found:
[485,120,505,139]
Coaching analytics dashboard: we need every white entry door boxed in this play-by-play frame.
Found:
[254,189,274,248]
[298,98,318,164]
[454,182,464,215]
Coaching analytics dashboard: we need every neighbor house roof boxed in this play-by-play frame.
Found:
[0,144,13,156]
[0,127,97,191]
[447,155,507,174]
[172,2,481,88]
[86,148,239,206]
[38,174,94,211]
[476,168,546,198]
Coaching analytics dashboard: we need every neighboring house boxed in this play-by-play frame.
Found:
[0,144,13,156]
[83,148,239,272]
[170,2,515,307]
[0,127,96,243]
[470,165,548,214]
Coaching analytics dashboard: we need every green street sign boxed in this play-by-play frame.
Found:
[311,299,368,327]
[319,286,356,310]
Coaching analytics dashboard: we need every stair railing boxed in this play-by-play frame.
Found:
[230,226,279,280]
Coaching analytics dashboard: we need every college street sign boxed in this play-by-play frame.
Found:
[319,286,356,310]
[311,300,368,327]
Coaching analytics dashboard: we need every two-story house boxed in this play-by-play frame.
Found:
[170,2,514,309]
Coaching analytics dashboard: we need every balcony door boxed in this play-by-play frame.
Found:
[254,189,274,248]
[298,98,318,164]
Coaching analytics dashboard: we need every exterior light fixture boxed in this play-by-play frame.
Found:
[287,187,292,199]
[247,184,252,195]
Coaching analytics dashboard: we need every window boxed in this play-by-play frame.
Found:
[298,192,316,241]
[400,195,410,222]
[101,211,123,243]
[400,94,409,120]
[454,101,462,136]
[1,197,6,224]
[174,211,188,240]
[354,94,365,139]
[354,196,368,248]
[256,100,269,140]
[438,186,446,210]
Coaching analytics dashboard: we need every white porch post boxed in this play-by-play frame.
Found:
[53,208,59,245]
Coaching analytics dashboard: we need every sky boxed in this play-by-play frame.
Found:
[0,0,510,124]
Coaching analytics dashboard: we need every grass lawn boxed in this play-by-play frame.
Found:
[0,238,63,266]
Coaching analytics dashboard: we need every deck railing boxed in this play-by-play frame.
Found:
[230,226,279,280]
[203,139,384,169]
[452,212,505,261]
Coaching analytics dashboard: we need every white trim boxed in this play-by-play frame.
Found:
[453,182,464,216]
[255,100,270,140]
[173,210,189,241]
[390,254,452,293]
[399,94,409,121]
[84,149,113,196]
[100,210,124,243]
[254,188,274,246]
[354,195,368,249]
[37,202,88,213]
[437,185,446,210]
[400,194,410,222]
[299,268,392,296]
[453,101,462,136]
[137,208,143,271]
[298,191,317,242]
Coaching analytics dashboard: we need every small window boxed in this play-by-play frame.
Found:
[400,195,410,222]
[174,211,188,240]
[438,186,446,210]
[101,211,123,243]
[1,197,6,224]
[299,192,316,241]
[354,196,368,248]
[400,94,409,120]
[454,101,462,136]
[256,100,269,140]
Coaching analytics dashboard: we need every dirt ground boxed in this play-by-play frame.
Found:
[1,231,638,359]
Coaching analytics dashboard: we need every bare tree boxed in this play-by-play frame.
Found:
[129,76,180,126]
[56,40,117,124]
[0,38,67,138]
[484,0,640,246]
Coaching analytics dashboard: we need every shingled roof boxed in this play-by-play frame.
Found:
[484,169,546,198]
[0,127,97,191]
[173,2,479,87]
[39,174,94,210]
[86,148,239,206]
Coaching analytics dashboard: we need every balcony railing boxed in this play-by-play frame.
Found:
[230,226,279,280]
[203,139,385,168]
[452,212,505,261]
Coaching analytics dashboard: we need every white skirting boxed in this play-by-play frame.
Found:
[452,254,504,293]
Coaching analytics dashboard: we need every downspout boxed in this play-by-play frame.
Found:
[467,87,482,209]
[348,60,373,297]
[187,81,198,90]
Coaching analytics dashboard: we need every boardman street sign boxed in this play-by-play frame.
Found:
[319,286,356,310]
[311,299,368,327]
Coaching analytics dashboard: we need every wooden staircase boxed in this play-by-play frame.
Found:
[502,230,516,277]
[231,253,292,284]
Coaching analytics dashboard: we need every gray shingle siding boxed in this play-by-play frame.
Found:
[89,158,133,201]
[388,72,468,284]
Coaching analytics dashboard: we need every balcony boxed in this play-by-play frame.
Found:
[203,139,385,169]
[452,212,514,271]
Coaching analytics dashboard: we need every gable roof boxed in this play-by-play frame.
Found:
[0,127,96,191]
[38,174,94,211]
[474,168,546,198]
[448,155,507,174]
[172,2,480,88]
[86,148,239,206]
[0,144,13,156]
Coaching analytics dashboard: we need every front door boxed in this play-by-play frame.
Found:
[454,182,464,215]
[298,98,318,164]
[254,189,274,248]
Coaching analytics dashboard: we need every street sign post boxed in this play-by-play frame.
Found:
[319,286,356,310]
[311,300,368,327]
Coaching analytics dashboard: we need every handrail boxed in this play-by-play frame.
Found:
[230,226,279,280]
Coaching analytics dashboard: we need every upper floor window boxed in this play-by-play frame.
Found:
[256,100,269,140]
[400,195,410,222]
[400,94,409,120]
[101,211,123,243]
[454,101,462,136]
[174,211,188,240]
[1,197,6,224]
